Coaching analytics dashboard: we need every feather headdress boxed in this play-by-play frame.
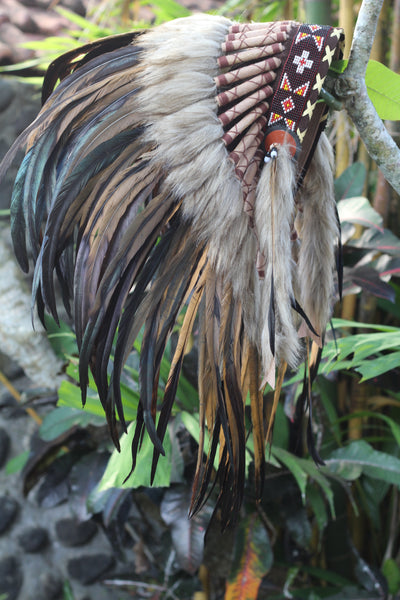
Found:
[1,15,344,527]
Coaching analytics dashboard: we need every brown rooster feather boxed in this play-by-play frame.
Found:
[1,15,344,527]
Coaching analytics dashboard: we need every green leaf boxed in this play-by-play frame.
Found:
[330,318,399,332]
[329,59,348,74]
[59,359,139,421]
[382,558,400,594]
[150,0,191,24]
[334,162,366,201]
[44,316,78,357]
[271,402,289,450]
[307,483,329,536]
[57,379,106,418]
[325,440,400,486]
[271,447,308,503]
[96,421,172,490]
[62,580,75,600]
[322,321,400,380]
[365,60,400,121]
[39,406,104,441]
[5,450,29,474]
[299,459,335,518]
[356,351,400,381]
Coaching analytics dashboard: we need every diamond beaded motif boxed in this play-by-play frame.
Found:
[215,22,344,192]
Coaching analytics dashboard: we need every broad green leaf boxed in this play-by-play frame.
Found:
[39,406,104,440]
[365,60,400,121]
[226,514,273,600]
[325,440,400,486]
[57,379,107,419]
[63,580,75,600]
[59,360,139,421]
[158,353,198,411]
[259,0,281,21]
[383,559,400,594]
[299,459,335,518]
[96,421,172,490]
[5,451,29,475]
[334,162,366,201]
[329,59,348,74]
[330,59,400,120]
[330,317,399,332]
[316,377,342,445]
[152,0,191,23]
[271,402,289,450]
[322,322,400,380]
[356,351,400,381]
[337,196,383,230]
[307,483,329,536]
[271,447,308,503]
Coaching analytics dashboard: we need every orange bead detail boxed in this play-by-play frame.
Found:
[264,129,297,157]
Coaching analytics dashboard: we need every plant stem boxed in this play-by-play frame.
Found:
[335,0,400,194]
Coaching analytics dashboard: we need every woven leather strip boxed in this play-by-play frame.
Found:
[215,20,344,194]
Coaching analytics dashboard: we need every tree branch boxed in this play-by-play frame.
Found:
[335,0,400,194]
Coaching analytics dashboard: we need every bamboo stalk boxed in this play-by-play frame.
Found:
[283,0,294,20]
[0,370,42,425]
[303,0,331,23]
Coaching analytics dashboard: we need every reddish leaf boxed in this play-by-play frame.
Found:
[345,266,395,302]
[371,255,400,279]
[225,514,272,600]
[350,228,400,256]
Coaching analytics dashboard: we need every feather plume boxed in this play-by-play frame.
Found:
[1,14,343,526]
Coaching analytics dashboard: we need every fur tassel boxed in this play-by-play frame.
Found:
[254,145,301,385]
[295,133,339,341]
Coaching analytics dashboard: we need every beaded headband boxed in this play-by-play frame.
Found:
[215,21,344,227]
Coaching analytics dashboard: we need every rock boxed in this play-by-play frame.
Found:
[0,78,15,112]
[0,352,25,381]
[67,553,115,585]
[61,0,87,16]
[0,40,12,65]
[0,556,23,600]
[0,427,10,468]
[18,525,49,552]
[0,392,27,419]
[0,227,65,390]
[37,572,64,600]
[55,517,98,547]
[0,22,35,63]
[1,0,39,34]
[0,495,19,533]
